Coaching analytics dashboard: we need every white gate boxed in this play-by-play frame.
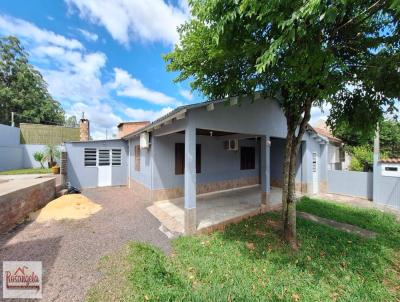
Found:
[98,149,111,187]
[312,152,319,194]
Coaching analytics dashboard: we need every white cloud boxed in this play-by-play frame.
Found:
[179,89,193,101]
[67,102,122,140]
[310,103,331,126]
[0,14,181,139]
[0,14,83,49]
[125,107,173,122]
[65,0,189,46]
[77,28,98,42]
[111,68,179,105]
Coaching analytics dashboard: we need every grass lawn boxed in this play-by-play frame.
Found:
[0,168,52,175]
[87,198,400,302]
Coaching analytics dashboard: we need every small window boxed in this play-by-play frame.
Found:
[135,145,140,171]
[175,143,201,175]
[385,167,398,172]
[84,148,96,167]
[98,149,110,166]
[112,149,122,166]
[240,146,255,170]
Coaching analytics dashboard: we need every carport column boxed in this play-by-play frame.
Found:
[261,136,271,208]
[184,124,197,234]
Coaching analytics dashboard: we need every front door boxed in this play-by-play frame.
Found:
[98,149,111,187]
[312,152,318,194]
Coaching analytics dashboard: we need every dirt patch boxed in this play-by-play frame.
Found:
[29,194,102,223]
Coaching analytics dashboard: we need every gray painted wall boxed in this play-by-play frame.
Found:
[0,124,20,146]
[150,133,260,190]
[0,146,24,171]
[373,163,400,209]
[66,140,128,189]
[129,137,152,188]
[327,170,373,199]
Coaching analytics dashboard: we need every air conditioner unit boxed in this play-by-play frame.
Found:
[224,139,238,151]
[140,132,150,149]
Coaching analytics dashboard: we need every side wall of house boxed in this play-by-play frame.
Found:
[66,140,128,189]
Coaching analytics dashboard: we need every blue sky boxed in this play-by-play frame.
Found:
[0,0,202,139]
[0,0,327,139]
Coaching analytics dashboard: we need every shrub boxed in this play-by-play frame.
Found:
[33,151,45,168]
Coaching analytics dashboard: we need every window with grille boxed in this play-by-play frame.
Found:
[84,148,97,166]
[112,149,122,166]
[98,149,110,166]
[240,146,255,170]
[135,145,140,171]
[175,143,201,175]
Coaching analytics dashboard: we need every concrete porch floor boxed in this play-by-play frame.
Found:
[147,185,282,234]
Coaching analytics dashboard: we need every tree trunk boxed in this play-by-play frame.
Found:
[282,101,312,250]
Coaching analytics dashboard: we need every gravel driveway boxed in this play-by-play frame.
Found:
[0,187,171,301]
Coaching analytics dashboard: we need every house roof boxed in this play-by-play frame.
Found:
[310,120,342,144]
[122,96,333,144]
[117,121,150,128]
[122,97,236,140]
[380,158,400,163]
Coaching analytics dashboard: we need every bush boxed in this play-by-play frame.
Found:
[349,146,372,171]
[33,151,45,168]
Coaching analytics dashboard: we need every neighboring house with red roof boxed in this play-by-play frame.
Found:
[312,120,351,171]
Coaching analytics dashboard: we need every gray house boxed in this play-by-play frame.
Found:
[66,96,330,233]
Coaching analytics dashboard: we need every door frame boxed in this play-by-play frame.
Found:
[97,148,112,187]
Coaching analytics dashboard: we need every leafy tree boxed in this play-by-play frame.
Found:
[0,36,64,126]
[65,115,79,128]
[334,119,400,158]
[165,0,399,248]
[33,151,45,169]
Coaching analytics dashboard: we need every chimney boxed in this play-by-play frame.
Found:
[80,112,90,141]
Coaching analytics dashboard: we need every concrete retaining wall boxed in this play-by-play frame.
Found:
[327,170,373,199]
[0,177,55,233]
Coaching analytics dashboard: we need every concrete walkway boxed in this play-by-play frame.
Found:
[314,192,400,220]
[298,211,377,238]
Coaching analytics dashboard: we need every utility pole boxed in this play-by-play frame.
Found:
[106,129,108,139]
[11,112,15,127]
[372,125,380,203]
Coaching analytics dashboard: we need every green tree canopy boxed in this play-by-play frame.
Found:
[0,36,64,126]
[165,0,399,248]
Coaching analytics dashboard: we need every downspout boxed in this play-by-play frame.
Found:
[150,134,154,202]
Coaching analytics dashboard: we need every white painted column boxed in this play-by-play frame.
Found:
[260,135,271,207]
[184,124,196,234]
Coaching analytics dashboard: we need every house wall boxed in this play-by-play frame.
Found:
[270,137,304,190]
[153,133,260,188]
[327,170,373,199]
[65,140,128,189]
[128,97,326,197]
